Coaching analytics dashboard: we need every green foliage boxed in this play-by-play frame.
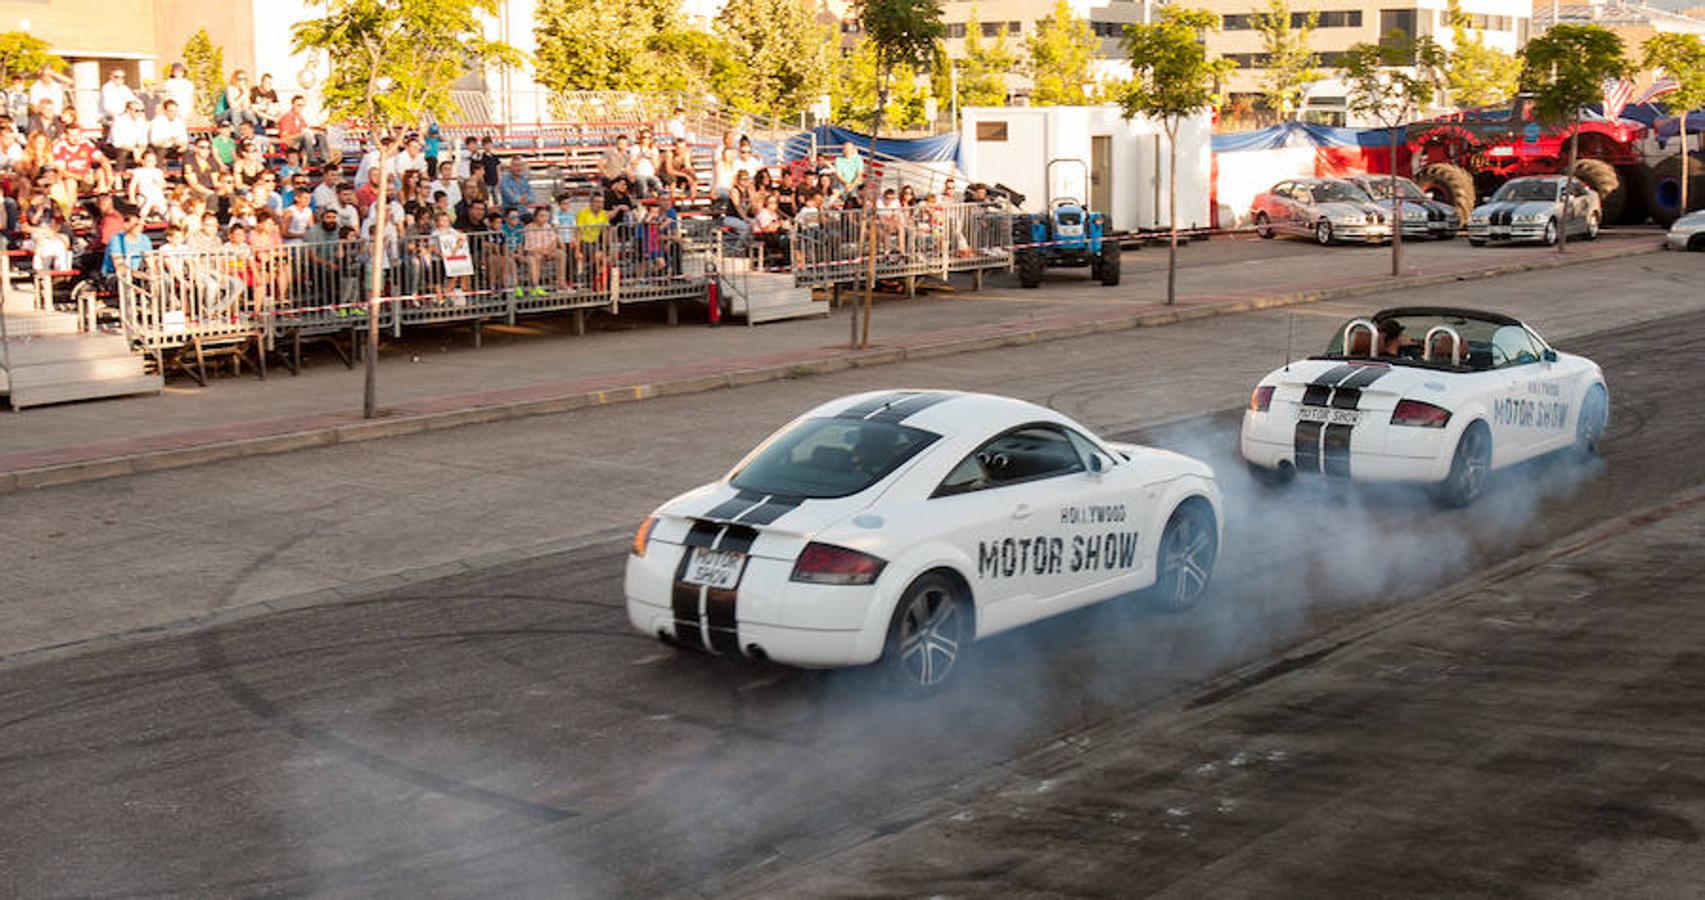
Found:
[830,38,931,128]
[1643,33,1705,123]
[1519,24,1631,128]
[1253,0,1317,118]
[1025,0,1099,106]
[647,27,755,111]
[956,8,1016,108]
[0,32,63,84]
[1443,0,1518,108]
[1338,34,1446,127]
[1118,6,1231,127]
[182,29,224,124]
[534,0,676,93]
[859,0,945,74]
[716,0,836,119]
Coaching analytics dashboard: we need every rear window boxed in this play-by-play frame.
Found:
[731,418,939,499]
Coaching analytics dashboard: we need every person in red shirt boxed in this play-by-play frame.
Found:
[50,130,113,194]
[276,95,330,165]
[353,166,380,218]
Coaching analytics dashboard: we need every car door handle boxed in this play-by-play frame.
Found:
[1012,503,1032,520]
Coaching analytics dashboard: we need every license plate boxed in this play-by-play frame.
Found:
[1490,228,1511,237]
[684,547,747,589]
[1297,407,1361,425]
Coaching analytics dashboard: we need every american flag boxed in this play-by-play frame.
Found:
[1602,77,1635,119]
[1635,75,1682,107]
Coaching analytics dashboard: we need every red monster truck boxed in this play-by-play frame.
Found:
[1405,96,1650,225]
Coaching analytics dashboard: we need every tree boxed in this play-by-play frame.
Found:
[1442,0,1519,108]
[1118,7,1232,306]
[182,29,224,125]
[854,0,943,347]
[1520,24,1630,254]
[1339,36,1446,276]
[534,0,676,93]
[647,27,755,111]
[829,39,932,129]
[1253,0,1318,119]
[956,9,1017,109]
[1026,0,1099,106]
[1643,33,1705,212]
[716,0,836,120]
[0,32,63,85]
[293,0,521,419]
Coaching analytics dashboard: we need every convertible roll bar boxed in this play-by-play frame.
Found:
[1423,324,1464,366]
[1342,318,1379,357]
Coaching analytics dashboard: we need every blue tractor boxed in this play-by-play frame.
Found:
[1012,159,1121,289]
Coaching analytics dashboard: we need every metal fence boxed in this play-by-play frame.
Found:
[792,202,1013,288]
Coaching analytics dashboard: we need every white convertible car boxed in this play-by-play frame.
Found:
[627,391,1223,692]
[1241,307,1609,507]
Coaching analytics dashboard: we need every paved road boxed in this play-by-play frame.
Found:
[3,301,1703,895]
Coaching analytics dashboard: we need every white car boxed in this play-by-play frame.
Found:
[1241,307,1609,507]
[1250,177,1393,244]
[1467,175,1601,246]
[1667,209,1705,251]
[626,390,1223,692]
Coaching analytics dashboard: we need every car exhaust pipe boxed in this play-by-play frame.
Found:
[746,644,768,661]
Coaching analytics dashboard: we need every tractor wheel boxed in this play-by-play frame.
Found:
[1613,164,1651,225]
[1016,250,1044,288]
[1645,153,1705,227]
[1570,158,1622,224]
[1098,240,1121,287]
[1416,163,1476,224]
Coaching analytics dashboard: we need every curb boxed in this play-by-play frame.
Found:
[0,240,1661,495]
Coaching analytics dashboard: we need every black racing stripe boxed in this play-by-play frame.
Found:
[1337,366,1391,389]
[1294,420,1325,473]
[1302,384,1332,407]
[717,525,759,554]
[736,496,805,526]
[835,392,910,419]
[1323,423,1355,478]
[1330,388,1362,410]
[670,550,707,652]
[682,520,722,548]
[704,587,741,654]
[702,490,764,521]
[1311,364,1357,386]
[866,392,952,423]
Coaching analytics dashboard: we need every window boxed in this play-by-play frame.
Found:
[976,121,1009,142]
[1223,13,1254,29]
[1009,20,1022,34]
[1490,325,1542,368]
[1379,9,1417,46]
[1224,52,1271,69]
[1091,21,1125,37]
[934,425,1086,497]
[1294,10,1362,27]
[732,418,938,499]
[945,22,967,38]
[980,21,1003,37]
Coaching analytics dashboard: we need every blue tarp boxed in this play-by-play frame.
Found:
[784,125,963,167]
[1210,121,1402,153]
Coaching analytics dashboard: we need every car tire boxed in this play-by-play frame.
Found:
[1098,240,1121,286]
[1315,220,1334,245]
[882,572,969,696]
[1646,154,1705,227]
[1543,219,1559,246]
[1690,233,1705,252]
[1016,250,1044,288]
[1149,500,1218,613]
[1416,162,1476,223]
[1575,384,1609,458]
[1255,212,1275,239]
[1468,238,1487,247]
[1435,422,1492,508]
[1570,158,1622,224]
[1246,459,1295,488]
[1585,212,1600,241]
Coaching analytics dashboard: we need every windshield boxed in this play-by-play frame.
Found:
[1359,177,1425,201]
[1310,182,1368,204]
[730,417,938,499]
[1493,180,1559,203]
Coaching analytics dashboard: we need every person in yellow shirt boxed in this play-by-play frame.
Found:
[574,192,611,290]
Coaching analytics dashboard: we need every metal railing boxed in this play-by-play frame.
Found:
[791,202,1013,288]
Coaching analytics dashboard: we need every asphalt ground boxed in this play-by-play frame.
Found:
[3,295,1703,895]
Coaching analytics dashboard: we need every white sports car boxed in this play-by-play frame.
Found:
[626,391,1223,692]
[1467,175,1601,246]
[1241,307,1609,507]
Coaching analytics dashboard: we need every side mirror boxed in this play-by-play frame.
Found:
[1088,454,1105,475]
[1542,348,1558,363]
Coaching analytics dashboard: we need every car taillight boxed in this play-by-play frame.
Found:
[632,516,657,556]
[790,542,887,585]
[1250,385,1275,412]
[1391,399,1451,428]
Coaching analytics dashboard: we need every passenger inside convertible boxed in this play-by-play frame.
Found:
[1332,314,1495,370]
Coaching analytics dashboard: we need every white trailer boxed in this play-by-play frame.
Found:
[958,105,1212,233]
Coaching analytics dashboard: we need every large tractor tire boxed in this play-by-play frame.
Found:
[1570,158,1623,224]
[1645,153,1705,227]
[1097,240,1121,287]
[1016,249,1045,288]
[1416,163,1476,224]
[1613,164,1651,225]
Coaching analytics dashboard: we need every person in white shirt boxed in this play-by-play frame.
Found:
[392,136,428,179]
[162,64,195,122]
[149,100,190,158]
[107,101,151,169]
[99,69,138,124]
[664,107,688,145]
[29,68,69,117]
[427,170,461,210]
[311,170,342,212]
[354,136,393,191]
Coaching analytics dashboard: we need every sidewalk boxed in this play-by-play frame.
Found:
[0,232,1661,492]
